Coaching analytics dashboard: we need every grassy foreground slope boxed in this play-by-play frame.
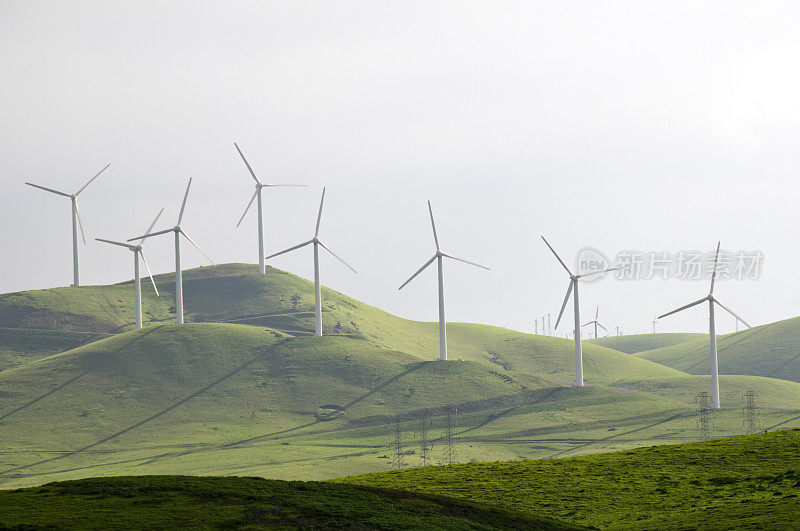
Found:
[0,476,575,530]
[342,429,800,530]
[0,327,109,372]
[589,333,704,354]
[636,316,800,383]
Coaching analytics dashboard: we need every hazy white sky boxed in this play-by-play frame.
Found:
[2,1,799,335]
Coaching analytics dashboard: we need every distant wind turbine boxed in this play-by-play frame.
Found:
[657,242,752,409]
[96,208,164,329]
[542,236,617,386]
[26,163,111,286]
[233,143,307,275]
[652,315,658,334]
[265,188,357,336]
[582,306,607,339]
[399,201,490,361]
[128,178,214,324]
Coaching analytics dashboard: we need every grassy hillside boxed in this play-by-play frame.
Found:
[0,327,109,372]
[0,475,574,530]
[342,429,800,530]
[635,316,800,383]
[589,333,704,354]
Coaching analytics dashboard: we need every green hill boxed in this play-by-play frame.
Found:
[0,327,109,372]
[341,428,800,530]
[589,333,704,354]
[635,316,800,383]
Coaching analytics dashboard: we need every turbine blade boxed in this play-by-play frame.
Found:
[427,201,440,251]
[236,189,259,227]
[177,178,192,225]
[314,188,326,237]
[597,322,608,331]
[441,252,490,270]
[710,241,721,294]
[128,227,173,242]
[554,280,574,330]
[658,296,708,320]
[74,201,87,244]
[179,229,214,264]
[712,296,752,329]
[595,306,599,319]
[541,236,573,276]
[95,237,135,250]
[234,143,261,184]
[75,163,111,195]
[139,250,160,296]
[263,184,309,187]
[399,254,437,290]
[577,267,619,280]
[265,239,314,260]
[139,207,165,244]
[25,182,71,197]
[317,240,358,274]
[581,321,593,328]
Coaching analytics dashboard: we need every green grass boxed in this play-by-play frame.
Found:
[588,333,704,354]
[341,428,800,530]
[635,316,800,383]
[0,475,576,530]
[0,327,109,372]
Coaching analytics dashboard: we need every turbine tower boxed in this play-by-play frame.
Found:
[128,178,214,324]
[582,306,607,339]
[265,188,357,336]
[652,315,658,334]
[233,143,307,274]
[658,242,752,409]
[542,236,617,387]
[96,209,164,329]
[399,201,490,361]
[26,163,111,286]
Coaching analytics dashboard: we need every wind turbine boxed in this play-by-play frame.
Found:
[542,236,617,387]
[233,143,307,275]
[399,201,490,361]
[652,315,658,334]
[582,306,607,339]
[96,208,164,329]
[658,242,752,409]
[128,178,214,324]
[26,163,111,286]
[265,188,357,336]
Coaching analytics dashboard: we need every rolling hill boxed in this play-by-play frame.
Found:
[588,332,704,354]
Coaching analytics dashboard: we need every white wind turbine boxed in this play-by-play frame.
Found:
[582,306,607,339]
[96,208,164,329]
[657,242,751,409]
[128,178,214,324]
[542,236,617,387]
[26,163,111,286]
[399,201,490,361]
[233,143,307,274]
[265,188,357,336]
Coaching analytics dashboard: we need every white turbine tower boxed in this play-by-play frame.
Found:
[399,201,490,361]
[658,242,752,409]
[265,188,357,336]
[128,178,214,324]
[26,163,111,286]
[233,143,307,274]
[96,208,164,329]
[582,306,607,339]
[542,236,617,387]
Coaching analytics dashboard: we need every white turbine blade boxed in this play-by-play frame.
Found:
[264,184,309,187]
[139,250,160,297]
[177,178,192,225]
[427,201,440,251]
[25,182,71,197]
[597,322,608,332]
[128,227,173,242]
[141,208,165,243]
[74,200,87,244]
[712,296,752,329]
[265,239,314,260]
[553,280,574,330]
[234,143,261,184]
[441,252,490,270]
[710,241,721,294]
[658,296,708,320]
[541,236,573,276]
[179,229,214,264]
[595,306,599,319]
[236,189,259,227]
[75,163,111,195]
[399,254,437,290]
[577,267,619,280]
[95,237,135,250]
[581,321,593,328]
[314,188,326,237]
[317,240,358,274]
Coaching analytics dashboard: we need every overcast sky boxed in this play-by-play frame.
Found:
[2,1,799,336]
